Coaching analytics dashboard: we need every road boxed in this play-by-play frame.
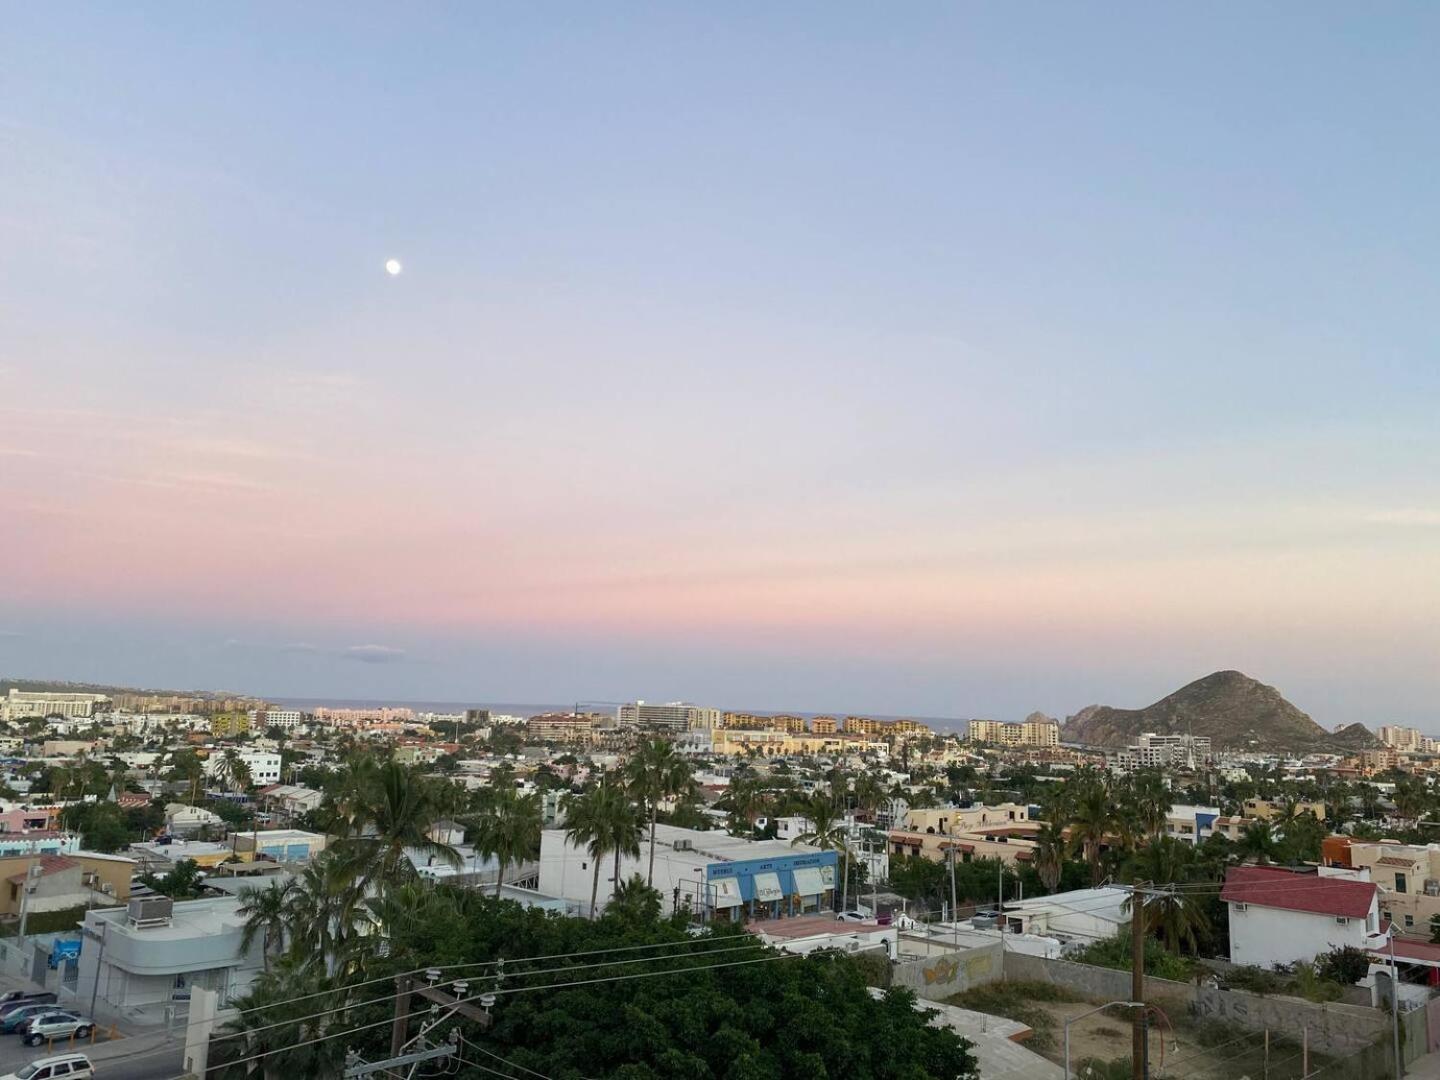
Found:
[0,1028,184,1078]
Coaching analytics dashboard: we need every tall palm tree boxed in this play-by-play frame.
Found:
[1034,819,1068,894]
[792,793,845,851]
[237,879,296,972]
[564,776,641,919]
[625,738,694,886]
[1069,780,1117,885]
[330,762,461,892]
[1126,771,1173,842]
[471,787,542,897]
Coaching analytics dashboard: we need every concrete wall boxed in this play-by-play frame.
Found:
[893,942,1002,1001]
[1003,952,1391,1054]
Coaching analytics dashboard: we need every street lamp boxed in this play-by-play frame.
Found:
[1064,1000,1144,1080]
[1388,925,1404,1079]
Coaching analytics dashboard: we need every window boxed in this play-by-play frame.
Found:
[1335,916,1350,925]
[1405,914,1415,928]
[1233,903,1247,912]
[1396,873,1408,893]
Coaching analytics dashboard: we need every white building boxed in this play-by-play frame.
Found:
[1112,732,1213,771]
[70,896,266,1020]
[204,750,281,786]
[618,702,722,733]
[1222,865,1381,968]
[2,689,109,722]
[993,886,1132,947]
[1164,805,1221,845]
[248,709,304,731]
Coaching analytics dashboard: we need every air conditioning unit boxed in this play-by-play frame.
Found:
[128,895,174,927]
[1424,880,1439,897]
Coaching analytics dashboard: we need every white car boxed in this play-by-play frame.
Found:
[20,1014,93,1048]
[1,1053,95,1079]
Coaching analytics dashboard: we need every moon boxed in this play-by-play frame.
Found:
[385,258,403,276]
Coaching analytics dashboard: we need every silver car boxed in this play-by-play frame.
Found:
[20,1014,93,1048]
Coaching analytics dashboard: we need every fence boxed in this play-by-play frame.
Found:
[892,940,1002,1000]
[1002,952,1393,1056]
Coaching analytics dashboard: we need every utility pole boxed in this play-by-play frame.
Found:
[390,976,413,1057]
[1131,882,1148,1080]
[948,846,959,949]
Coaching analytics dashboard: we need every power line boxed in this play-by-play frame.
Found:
[457,1035,572,1080]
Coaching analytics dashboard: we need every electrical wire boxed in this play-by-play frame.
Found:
[457,1035,573,1080]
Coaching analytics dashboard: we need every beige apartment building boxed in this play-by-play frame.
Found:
[709,729,886,758]
[968,717,1060,748]
[886,803,1039,868]
[1341,840,1440,934]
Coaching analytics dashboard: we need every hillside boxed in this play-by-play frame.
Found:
[1060,670,1376,752]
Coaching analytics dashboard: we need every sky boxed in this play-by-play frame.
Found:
[3,5,1439,727]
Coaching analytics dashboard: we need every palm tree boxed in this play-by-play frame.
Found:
[1126,771,1172,842]
[329,762,461,891]
[1069,780,1117,885]
[792,793,845,851]
[212,749,252,794]
[624,738,694,885]
[564,776,642,919]
[237,879,296,972]
[1124,884,1211,955]
[471,787,542,897]
[1236,820,1276,864]
[1034,820,1068,894]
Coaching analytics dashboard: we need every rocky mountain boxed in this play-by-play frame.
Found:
[1060,670,1376,752]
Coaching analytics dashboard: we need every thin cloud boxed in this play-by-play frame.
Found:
[281,641,320,654]
[342,644,406,664]
[0,448,39,458]
[1365,509,1440,527]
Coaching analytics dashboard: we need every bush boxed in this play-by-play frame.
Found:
[947,980,1080,1052]
[1074,1057,1133,1080]
[1222,965,1289,995]
[1071,929,1196,982]
[1316,945,1370,986]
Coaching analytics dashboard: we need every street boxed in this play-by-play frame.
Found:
[0,1028,184,1079]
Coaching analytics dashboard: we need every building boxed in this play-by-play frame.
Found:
[1221,865,1380,968]
[203,749,281,786]
[1112,732,1212,771]
[1379,726,1425,752]
[0,831,80,858]
[1164,805,1221,844]
[886,804,1039,868]
[163,803,225,837]
[70,896,266,1018]
[967,717,1059,748]
[747,914,897,959]
[247,709,304,731]
[231,829,327,865]
[526,713,595,743]
[537,823,839,921]
[991,885,1132,945]
[810,717,838,734]
[1332,840,1440,935]
[256,784,323,821]
[709,729,887,758]
[1242,798,1327,823]
[0,851,135,915]
[619,702,721,733]
[2,689,109,722]
[131,837,233,872]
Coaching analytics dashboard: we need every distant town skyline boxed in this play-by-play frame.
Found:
[5,6,1440,727]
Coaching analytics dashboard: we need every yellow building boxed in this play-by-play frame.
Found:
[709,730,886,757]
[1242,798,1327,822]
[209,712,252,737]
[810,717,838,734]
[968,718,1059,748]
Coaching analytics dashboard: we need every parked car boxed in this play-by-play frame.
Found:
[0,993,51,1008]
[0,996,56,1019]
[0,1052,95,1079]
[21,1013,93,1047]
[0,1006,67,1036]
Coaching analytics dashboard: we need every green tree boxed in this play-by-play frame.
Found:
[625,737,694,886]
[607,873,663,925]
[1034,819,1068,894]
[471,787,542,898]
[328,761,461,892]
[1069,779,1117,884]
[237,879,296,972]
[564,775,642,920]
[140,858,207,900]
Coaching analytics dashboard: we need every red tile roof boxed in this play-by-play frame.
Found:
[1221,866,1376,919]
[5,855,78,883]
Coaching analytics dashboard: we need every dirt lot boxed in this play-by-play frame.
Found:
[1029,1000,1328,1080]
